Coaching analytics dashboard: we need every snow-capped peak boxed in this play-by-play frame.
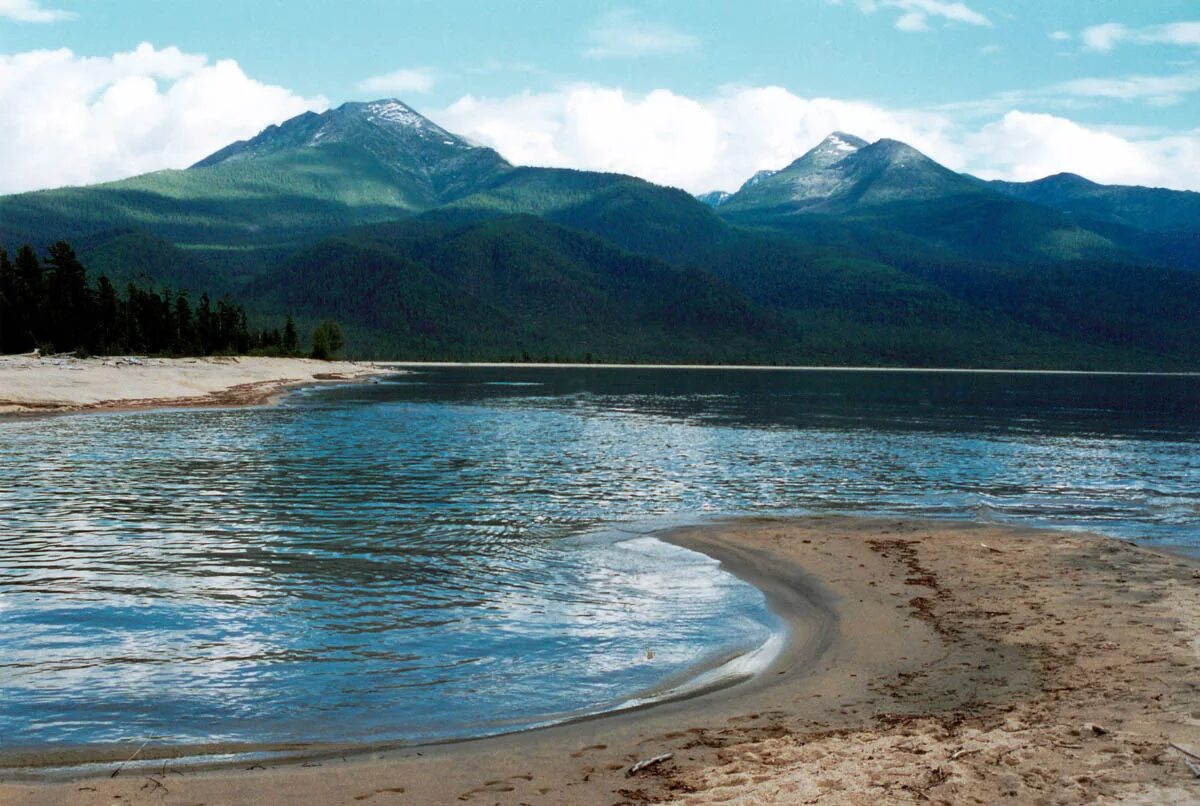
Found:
[365,100,430,129]
[816,132,868,154]
[827,134,858,153]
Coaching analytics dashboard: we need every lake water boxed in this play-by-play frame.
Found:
[1,366,1198,753]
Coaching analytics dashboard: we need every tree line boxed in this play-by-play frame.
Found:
[0,241,341,359]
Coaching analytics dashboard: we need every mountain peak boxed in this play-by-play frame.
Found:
[192,98,486,169]
[189,98,511,207]
[821,132,869,152]
[342,99,446,135]
[862,138,929,162]
[722,133,979,214]
[783,132,868,172]
[737,169,780,193]
[696,190,732,208]
[1035,172,1101,191]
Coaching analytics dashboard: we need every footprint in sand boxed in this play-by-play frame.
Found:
[353,786,406,801]
[569,743,608,757]
[457,773,534,800]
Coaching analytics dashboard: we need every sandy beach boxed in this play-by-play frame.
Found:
[1,516,1196,804]
[0,354,388,415]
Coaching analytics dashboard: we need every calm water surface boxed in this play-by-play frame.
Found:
[1,367,1198,751]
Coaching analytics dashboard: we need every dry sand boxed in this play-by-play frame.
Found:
[1,516,1197,804]
[0,354,387,415]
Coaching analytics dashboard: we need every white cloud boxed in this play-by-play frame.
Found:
[1049,31,1072,42]
[0,43,327,194]
[1081,23,1129,53]
[938,66,1200,117]
[583,9,700,59]
[356,67,436,96]
[434,84,1200,192]
[0,0,73,22]
[440,84,957,193]
[963,111,1164,185]
[829,0,990,31]
[1058,71,1200,106]
[1082,21,1200,52]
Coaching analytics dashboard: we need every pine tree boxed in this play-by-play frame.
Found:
[283,314,299,355]
[0,248,15,353]
[196,293,214,354]
[13,246,43,351]
[174,291,196,354]
[310,320,344,360]
[94,276,121,353]
[44,241,92,352]
[0,240,263,359]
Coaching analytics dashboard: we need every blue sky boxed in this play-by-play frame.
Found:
[1,0,1198,193]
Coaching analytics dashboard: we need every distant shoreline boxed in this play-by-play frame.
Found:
[385,360,1200,376]
[3,355,1193,421]
[3,516,1196,804]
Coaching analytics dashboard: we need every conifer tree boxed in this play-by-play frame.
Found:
[94,276,121,353]
[44,241,91,351]
[283,314,299,355]
[0,248,15,353]
[13,246,43,351]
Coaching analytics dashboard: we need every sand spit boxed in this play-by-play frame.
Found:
[1,517,1197,804]
[0,354,388,416]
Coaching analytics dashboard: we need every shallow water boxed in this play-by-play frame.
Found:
[1,366,1198,751]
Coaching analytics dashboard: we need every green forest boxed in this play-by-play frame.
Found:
[0,241,338,359]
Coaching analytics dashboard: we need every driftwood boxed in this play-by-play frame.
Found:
[111,740,149,778]
[1170,741,1200,761]
[627,753,673,776]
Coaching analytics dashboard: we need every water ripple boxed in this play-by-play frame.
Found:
[1,366,1198,748]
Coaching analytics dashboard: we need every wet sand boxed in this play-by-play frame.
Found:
[1,516,1197,804]
[0,354,387,415]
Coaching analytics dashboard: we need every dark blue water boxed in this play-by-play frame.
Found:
[1,366,1198,752]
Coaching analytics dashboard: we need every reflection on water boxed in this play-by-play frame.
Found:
[1,366,1197,749]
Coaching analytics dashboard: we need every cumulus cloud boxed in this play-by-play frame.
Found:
[0,0,72,22]
[438,85,945,193]
[828,0,990,32]
[434,84,1200,192]
[356,67,436,95]
[963,111,1165,185]
[1082,21,1200,52]
[583,9,700,59]
[0,43,327,194]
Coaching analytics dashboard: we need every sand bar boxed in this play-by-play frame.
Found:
[1,516,1197,804]
[0,354,388,416]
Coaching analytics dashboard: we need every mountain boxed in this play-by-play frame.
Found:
[447,167,735,263]
[739,168,782,192]
[0,100,512,281]
[2,103,1199,370]
[988,173,1200,270]
[716,133,1121,265]
[988,173,1200,233]
[0,98,733,280]
[193,100,511,207]
[247,213,779,362]
[722,133,978,214]
[696,191,731,208]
